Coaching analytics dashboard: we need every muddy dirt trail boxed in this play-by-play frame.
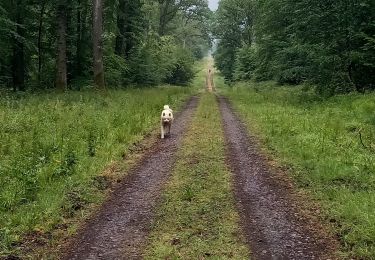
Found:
[218,96,337,260]
[63,96,199,260]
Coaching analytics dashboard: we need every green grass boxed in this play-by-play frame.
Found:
[192,57,211,92]
[144,93,250,259]
[221,80,375,259]
[0,86,194,257]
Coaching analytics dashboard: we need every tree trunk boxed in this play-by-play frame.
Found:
[12,0,25,91]
[75,0,83,77]
[158,2,166,36]
[93,0,105,89]
[75,0,89,80]
[115,0,126,57]
[158,0,178,36]
[66,1,73,83]
[38,0,46,87]
[56,0,68,91]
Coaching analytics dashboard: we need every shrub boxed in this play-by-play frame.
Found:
[165,48,195,86]
[104,53,130,87]
[129,35,177,86]
[234,45,256,81]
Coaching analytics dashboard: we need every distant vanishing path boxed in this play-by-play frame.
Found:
[61,61,338,260]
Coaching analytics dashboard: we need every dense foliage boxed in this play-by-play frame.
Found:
[214,0,375,94]
[0,0,212,90]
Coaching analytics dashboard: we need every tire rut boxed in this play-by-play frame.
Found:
[218,96,337,260]
[63,96,199,260]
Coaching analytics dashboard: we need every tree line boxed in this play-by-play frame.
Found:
[213,0,375,95]
[0,0,211,91]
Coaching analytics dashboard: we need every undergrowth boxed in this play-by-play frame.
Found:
[0,86,193,256]
[221,81,375,259]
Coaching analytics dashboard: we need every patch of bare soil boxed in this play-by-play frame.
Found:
[218,96,338,260]
[62,96,199,260]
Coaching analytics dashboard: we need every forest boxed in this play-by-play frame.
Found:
[1,0,374,95]
[214,0,375,95]
[1,0,375,259]
[0,0,211,91]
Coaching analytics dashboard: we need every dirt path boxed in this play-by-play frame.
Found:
[205,57,215,92]
[63,96,199,260]
[218,96,337,259]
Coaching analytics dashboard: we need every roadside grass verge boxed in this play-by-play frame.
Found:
[144,93,250,259]
[0,86,194,257]
[221,81,375,259]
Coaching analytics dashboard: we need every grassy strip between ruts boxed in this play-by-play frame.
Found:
[0,86,194,257]
[220,80,375,259]
[144,93,250,259]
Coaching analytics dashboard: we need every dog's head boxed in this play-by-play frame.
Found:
[161,105,173,123]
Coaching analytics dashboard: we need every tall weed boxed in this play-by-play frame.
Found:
[0,86,193,254]
[224,82,375,258]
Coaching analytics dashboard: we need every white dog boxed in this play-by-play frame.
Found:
[161,105,173,139]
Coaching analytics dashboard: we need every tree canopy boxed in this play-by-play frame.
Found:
[1,0,374,95]
[0,0,212,91]
[213,0,375,94]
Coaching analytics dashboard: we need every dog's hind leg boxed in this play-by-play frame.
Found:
[164,125,169,138]
[161,124,165,139]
